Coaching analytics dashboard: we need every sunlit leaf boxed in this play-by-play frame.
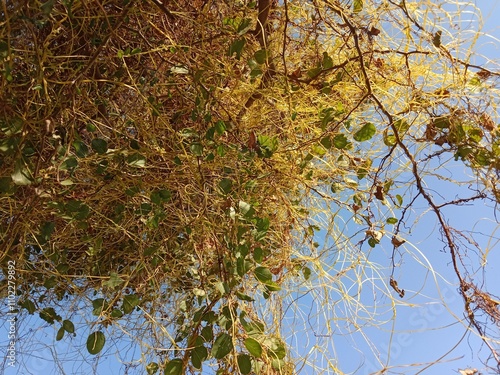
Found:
[353,123,376,142]
[164,359,183,375]
[244,337,263,357]
[212,333,233,359]
[238,354,252,374]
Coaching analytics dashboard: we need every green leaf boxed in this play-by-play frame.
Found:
[396,194,403,207]
[92,298,107,316]
[320,136,332,149]
[265,337,286,359]
[264,280,281,292]
[111,309,124,318]
[333,134,349,149]
[20,299,36,314]
[103,272,124,289]
[212,333,233,359]
[218,178,233,195]
[190,142,204,156]
[122,294,140,314]
[39,307,61,324]
[146,362,159,375]
[433,116,450,129]
[307,66,322,79]
[239,200,255,217]
[238,354,252,374]
[86,331,106,355]
[353,123,376,142]
[191,345,208,369]
[254,266,272,283]
[302,267,311,280]
[353,0,363,13]
[215,120,227,134]
[62,319,75,333]
[61,157,78,171]
[229,38,246,60]
[236,291,255,302]
[244,337,263,358]
[127,153,147,167]
[11,159,32,185]
[257,135,278,158]
[254,49,268,64]
[383,130,397,146]
[201,325,213,341]
[73,140,89,158]
[237,18,253,35]
[322,52,333,69]
[394,119,410,134]
[39,221,55,244]
[253,247,263,263]
[164,359,183,375]
[56,326,65,341]
[91,138,108,154]
[432,30,442,48]
[386,217,398,225]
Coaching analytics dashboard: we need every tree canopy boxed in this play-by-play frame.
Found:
[1,0,500,374]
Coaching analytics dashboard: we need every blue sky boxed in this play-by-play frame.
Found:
[2,1,500,375]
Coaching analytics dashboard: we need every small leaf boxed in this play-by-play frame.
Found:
[218,178,233,195]
[56,327,65,341]
[236,291,255,302]
[257,135,278,158]
[333,134,349,149]
[302,267,311,280]
[432,30,442,48]
[386,217,398,225]
[254,266,272,283]
[86,331,106,355]
[353,123,376,142]
[91,138,108,154]
[353,0,363,13]
[39,307,61,324]
[11,159,32,185]
[190,143,204,156]
[238,354,252,374]
[122,294,140,314]
[229,38,246,60]
[191,345,208,369]
[307,66,322,79]
[110,309,124,318]
[239,200,255,217]
[20,299,36,314]
[237,18,253,35]
[146,362,159,375]
[164,359,183,375]
[383,129,396,146]
[322,52,333,69]
[320,136,332,149]
[103,272,124,289]
[244,337,263,357]
[215,120,227,134]
[63,319,75,333]
[212,333,233,359]
[395,194,403,207]
[127,153,147,167]
[254,49,268,64]
[73,140,89,157]
[92,298,107,316]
